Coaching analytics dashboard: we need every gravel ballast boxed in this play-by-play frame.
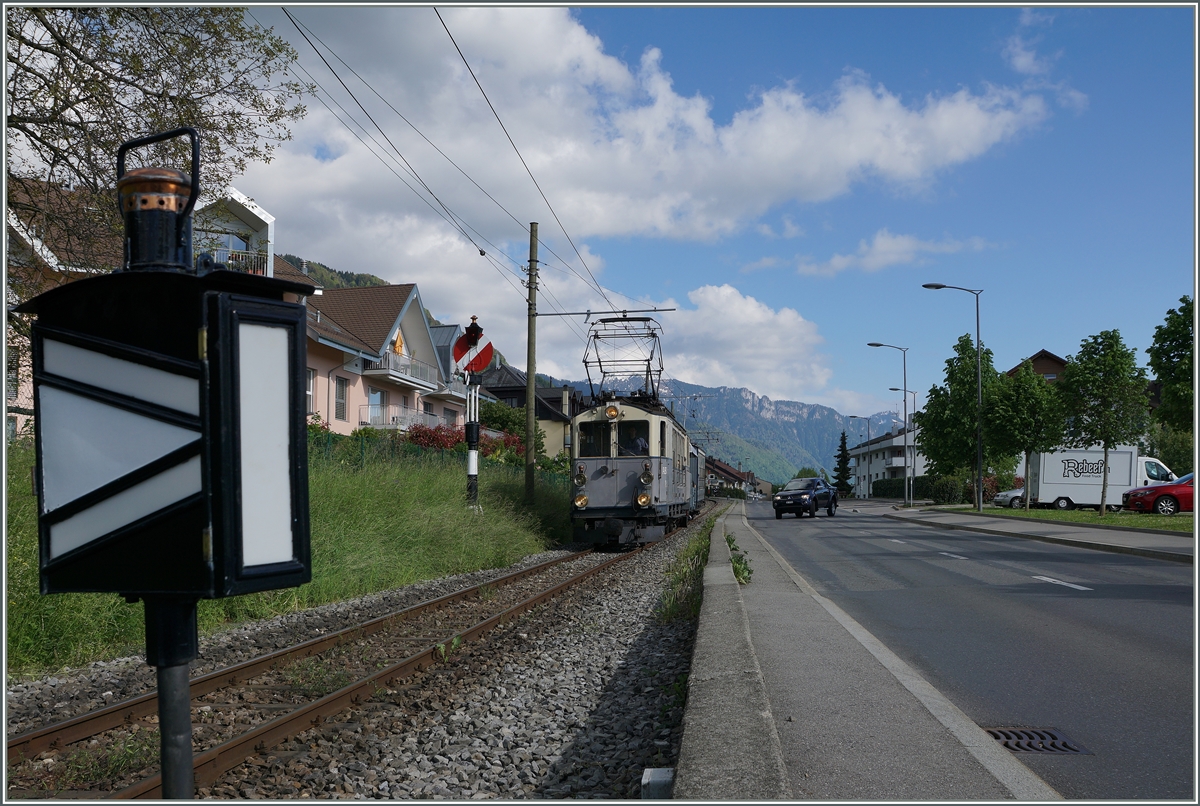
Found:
[7,516,712,799]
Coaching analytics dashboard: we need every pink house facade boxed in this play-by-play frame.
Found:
[281,259,466,436]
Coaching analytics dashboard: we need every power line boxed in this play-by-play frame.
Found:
[288,11,617,312]
[433,7,615,309]
[272,10,593,343]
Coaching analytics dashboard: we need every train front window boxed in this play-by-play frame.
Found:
[617,421,650,456]
[577,422,610,457]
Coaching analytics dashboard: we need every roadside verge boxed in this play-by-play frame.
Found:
[673,503,792,800]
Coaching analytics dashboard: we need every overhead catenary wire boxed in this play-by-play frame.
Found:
[433,7,616,310]
[271,9,595,344]
[260,14,595,343]
[284,10,617,318]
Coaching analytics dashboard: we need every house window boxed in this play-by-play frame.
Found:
[6,354,18,401]
[443,407,457,426]
[1043,373,1056,380]
[306,368,315,414]
[335,376,348,421]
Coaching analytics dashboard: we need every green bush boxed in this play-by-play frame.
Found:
[871,478,905,498]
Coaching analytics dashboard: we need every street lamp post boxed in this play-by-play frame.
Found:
[891,388,918,506]
[868,343,908,507]
[848,415,870,499]
[923,283,984,512]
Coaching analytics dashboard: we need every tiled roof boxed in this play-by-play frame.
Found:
[477,363,528,389]
[306,284,413,353]
[274,254,322,286]
[305,305,377,357]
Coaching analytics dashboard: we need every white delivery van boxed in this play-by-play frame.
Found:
[1027,446,1175,511]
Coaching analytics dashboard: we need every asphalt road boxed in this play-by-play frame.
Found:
[746,499,1195,800]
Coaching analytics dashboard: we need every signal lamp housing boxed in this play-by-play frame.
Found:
[636,492,652,507]
[574,473,588,488]
[639,470,654,485]
[604,404,620,420]
[574,494,589,509]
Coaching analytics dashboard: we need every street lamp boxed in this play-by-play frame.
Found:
[923,283,984,512]
[868,343,908,507]
[891,388,919,506]
[848,415,870,499]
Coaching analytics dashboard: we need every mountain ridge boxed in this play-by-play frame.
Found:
[552,375,902,484]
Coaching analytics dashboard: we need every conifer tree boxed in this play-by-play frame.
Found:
[833,431,854,494]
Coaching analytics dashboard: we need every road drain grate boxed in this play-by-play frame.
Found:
[985,727,1092,754]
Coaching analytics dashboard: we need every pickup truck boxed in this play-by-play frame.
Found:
[773,476,838,519]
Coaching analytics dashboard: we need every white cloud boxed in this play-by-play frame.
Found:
[243,7,1050,252]
[796,228,989,277]
[1004,34,1052,76]
[660,284,834,402]
[227,8,1063,410]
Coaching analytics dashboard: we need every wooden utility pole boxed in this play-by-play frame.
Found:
[525,223,538,504]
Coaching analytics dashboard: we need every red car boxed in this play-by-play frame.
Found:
[1122,473,1193,515]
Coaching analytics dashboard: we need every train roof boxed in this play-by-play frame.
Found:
[581,389,684,426]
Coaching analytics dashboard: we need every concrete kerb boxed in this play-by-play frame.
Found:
[880,512,1193,565]
[673,502,792,800]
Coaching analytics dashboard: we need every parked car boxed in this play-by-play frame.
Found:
[993,488,1026,508]
[1122,473,1194,515]
[773,477,837,519]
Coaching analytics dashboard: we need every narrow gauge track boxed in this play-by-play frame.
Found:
[8,546,646,799]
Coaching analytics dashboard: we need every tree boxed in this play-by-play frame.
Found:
[793,466,823,479]
[1058,330,1150,516]
[6,8,308,276]
[1140,421,1193,477]
[1146,295,1193,434]
[832,431,854,494]
[6,8,310,401]
[912,334,1015,479]
[480,401,545,458]
[986,361,1065,512]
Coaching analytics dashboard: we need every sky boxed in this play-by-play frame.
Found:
[238,5,1196,420]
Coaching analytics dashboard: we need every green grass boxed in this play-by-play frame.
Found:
[949,504,1195,533]
[656,507,724,622]
[6,440,569,677]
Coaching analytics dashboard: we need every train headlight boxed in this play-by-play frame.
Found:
[574,473,588,487]
[636,492,652,508]
[604,404,619,419]
[574,494,589,509]
[639,470,654,485]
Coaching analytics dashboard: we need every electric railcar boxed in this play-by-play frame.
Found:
[569,390,700,546]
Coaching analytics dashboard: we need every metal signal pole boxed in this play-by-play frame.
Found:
[525,223,538,504]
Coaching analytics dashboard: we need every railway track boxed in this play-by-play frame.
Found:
[7,546,648,799]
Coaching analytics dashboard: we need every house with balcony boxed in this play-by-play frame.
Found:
[192,188,275,277]
[303,280,464,435]
[848,421,928,498]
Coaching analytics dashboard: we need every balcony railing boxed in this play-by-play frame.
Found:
[358,404,456,430]
[195,248,268,275]
[364,352,440,387]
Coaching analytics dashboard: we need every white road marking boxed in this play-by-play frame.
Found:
[889,539,906,544]
[939,552,968,560]
[1032,575,1093,591]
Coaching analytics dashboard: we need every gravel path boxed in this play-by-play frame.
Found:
[7,515,711,799]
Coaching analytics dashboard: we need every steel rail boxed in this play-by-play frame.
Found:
[112,547,641,798]
[7,551,591,764]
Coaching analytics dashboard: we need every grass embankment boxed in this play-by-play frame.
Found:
[6,440,570,677]
[657,504,728,622]
[941,504,1194,533]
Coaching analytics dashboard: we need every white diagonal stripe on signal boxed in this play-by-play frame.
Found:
[38,386,200,512]
[49,455,202,559]
[43,339,199,416]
